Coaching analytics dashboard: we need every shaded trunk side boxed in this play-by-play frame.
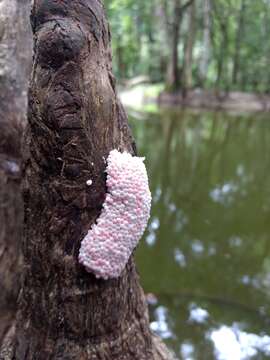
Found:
[166,0,182,91]
[3,1,173,359]
[0,0,32,344]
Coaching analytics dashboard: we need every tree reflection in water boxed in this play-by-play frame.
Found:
[130,109,270,359]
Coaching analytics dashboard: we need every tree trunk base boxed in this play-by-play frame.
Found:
[0,329,175,360]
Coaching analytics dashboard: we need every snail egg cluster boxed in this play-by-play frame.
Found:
[79,149,152,279]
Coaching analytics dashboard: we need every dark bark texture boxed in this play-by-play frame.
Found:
[1,1,173,359]
[0,0,32,345]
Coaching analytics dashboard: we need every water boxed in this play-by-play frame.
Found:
[129,108,270,360]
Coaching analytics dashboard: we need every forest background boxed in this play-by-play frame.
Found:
[105,0,269,95]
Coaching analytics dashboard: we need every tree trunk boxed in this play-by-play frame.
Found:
[0,0,32,345]
[232,0,246,86]
[165,0,194,92]
[182,0,196,93]
[166,0,182,91]
[1,1,173,359]
[158,0,171,80]
[199,0,211,86]
[215,9,228,89]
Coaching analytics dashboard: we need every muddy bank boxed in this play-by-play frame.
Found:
[158,89,270,112]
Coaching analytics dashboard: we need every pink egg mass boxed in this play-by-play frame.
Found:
[79,149,152,279]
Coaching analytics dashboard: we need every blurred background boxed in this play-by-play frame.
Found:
[105,0,270,359]
[105,0,270,93]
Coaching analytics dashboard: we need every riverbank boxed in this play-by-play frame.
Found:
[119,83,270,113]
[158,89,270,112]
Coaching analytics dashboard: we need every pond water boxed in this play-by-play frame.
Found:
[129,108,270,360]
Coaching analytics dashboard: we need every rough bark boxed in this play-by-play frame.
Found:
[1,1,172,359]
[0,0,32,344]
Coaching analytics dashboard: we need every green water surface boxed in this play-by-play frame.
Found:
[130,108,270,360]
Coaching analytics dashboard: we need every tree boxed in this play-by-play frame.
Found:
[1,1,173,359]
[0,0,32,345]
[104,0,270,94]
[198,0,211,86]
[166,0,183,91]
[232,0,246,86]
[164,0,194,91]
[182,0,196,93]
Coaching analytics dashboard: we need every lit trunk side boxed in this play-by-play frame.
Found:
[3,1,173,359]
[0,0,32,345]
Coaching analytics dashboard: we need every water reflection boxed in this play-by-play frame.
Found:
[150,306,174,340]
[210,182,239,206]
[188,303,209,324]
[131,109,270,359]
[209,325,270,360]
[181,342,195,359]
[174,248,187,268]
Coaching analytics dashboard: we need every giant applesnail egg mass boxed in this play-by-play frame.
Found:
[79,150,152,280]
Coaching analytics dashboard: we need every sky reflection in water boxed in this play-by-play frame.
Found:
[130,109,270,359]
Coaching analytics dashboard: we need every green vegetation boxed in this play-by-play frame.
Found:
[105,0,270,93]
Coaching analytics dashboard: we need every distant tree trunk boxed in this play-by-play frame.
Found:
[182,0,196,93]
[165,0,194,92]
[214,7,228,89]
[0,0,32,345]
[1,1,173,359]
[232,0,246,87]
[199,0,211,86]
[166,0,182,91]
[158,0,170,80]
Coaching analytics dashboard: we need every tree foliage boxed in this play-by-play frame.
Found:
[105,0,270,92]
